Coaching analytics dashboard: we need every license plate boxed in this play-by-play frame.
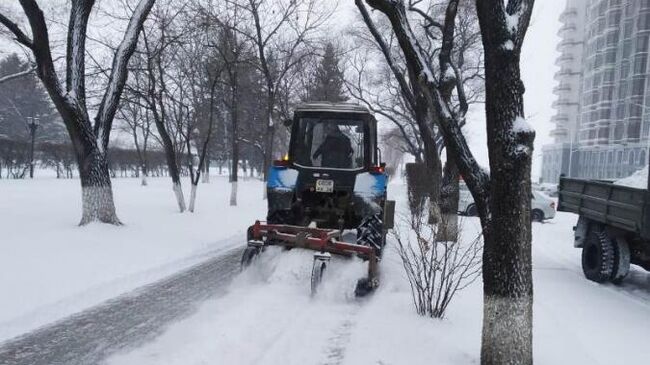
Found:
[315,179,334,193]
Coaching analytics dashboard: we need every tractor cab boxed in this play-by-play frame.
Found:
[290,113,374,170]
[267,103,391,233]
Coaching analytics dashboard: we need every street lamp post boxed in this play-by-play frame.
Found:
[27,116,40,179]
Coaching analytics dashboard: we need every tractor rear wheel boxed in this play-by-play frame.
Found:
[356,213,385,255]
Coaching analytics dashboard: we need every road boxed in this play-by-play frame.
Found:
[0,247,243,365]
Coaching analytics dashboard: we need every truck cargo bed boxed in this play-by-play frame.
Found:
[558,178,650,239]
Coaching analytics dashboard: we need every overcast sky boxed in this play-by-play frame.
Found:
[1,0,565,180]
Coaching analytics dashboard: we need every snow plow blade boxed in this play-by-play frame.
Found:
[245,220,379,296]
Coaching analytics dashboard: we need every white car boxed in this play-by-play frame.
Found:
[458,184,556,222]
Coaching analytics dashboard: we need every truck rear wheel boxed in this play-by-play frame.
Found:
[465,204,478,217]
[582,225,615,283]
[611,237,631,284]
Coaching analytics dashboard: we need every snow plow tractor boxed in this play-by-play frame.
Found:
[242,102,395,297]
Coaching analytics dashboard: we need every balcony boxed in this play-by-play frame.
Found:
[558,24,578,35]
[555,54,575,65]
[554,68,581,81]
[551,114,570,123]
[552,99,579,108]
[559,8,578,22]
[553,84,572,93]
[550,127,569,137]
[556,39,582,51]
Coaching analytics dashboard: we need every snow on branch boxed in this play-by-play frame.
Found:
[500,0,534,49]
[365,0,490,218]
[0,65,35,85]
[0,12,34,49]
[509,116,535,159]
[66,0,94,106]
[438,0,459,95]
[94,0,156,151]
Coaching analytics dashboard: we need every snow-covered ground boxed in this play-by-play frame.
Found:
[2,175,650,364]
[0,174,264,342]
[106,182,650,365]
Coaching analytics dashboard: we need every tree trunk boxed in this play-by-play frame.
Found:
[405,162,430,216]
[480,47,534,365]
[153,118,185,212]
[173,181,186,212]
[188,182,198,212]
[77,149,121,226]
[230,149,238,206]
[415,105,443,224]
[202,159,210,183]
[230,180,238,206]
[141,163,148,186]
[438,158,460,241]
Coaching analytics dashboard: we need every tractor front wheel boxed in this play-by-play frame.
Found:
[311,259,327,296]
[240,246,260,270]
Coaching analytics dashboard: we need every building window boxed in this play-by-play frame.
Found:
[636,34,649,52]
[629,119,642,139]
[634,54,648,74]
[628,152,636,174]
[640,150,646,166]
[632,78,646,95]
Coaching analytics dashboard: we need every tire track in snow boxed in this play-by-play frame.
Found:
[0,246,243,365]
[319,303,363,365]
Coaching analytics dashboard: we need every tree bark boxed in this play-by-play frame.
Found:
[479,34,534,365]
[77,147,120,225]
[438,158,459,241]
[230,82,239,206]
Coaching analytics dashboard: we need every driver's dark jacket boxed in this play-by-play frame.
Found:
[313,134,353,168]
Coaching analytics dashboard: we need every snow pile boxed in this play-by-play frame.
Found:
[0,174,265,342]
[614,166,648,189]
[109,182,650,365]
[6,177,650,364]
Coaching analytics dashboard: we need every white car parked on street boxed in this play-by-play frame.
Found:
[458,183,556,221]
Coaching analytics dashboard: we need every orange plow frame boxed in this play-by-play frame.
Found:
[247,220,378,281]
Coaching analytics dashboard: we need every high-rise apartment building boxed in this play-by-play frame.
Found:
[542,0,650,182]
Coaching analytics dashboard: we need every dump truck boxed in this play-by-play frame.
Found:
[558,173,650,283]
[242,102,395,296]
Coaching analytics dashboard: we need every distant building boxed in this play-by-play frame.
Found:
[542,0,650,183]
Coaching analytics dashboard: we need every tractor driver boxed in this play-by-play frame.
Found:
[312,123,353,168]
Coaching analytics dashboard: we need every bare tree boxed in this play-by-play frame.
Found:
[393,210,481,318]
[0,0,155,225]
[210,6,251,206]
[118,92,152,186]
[360,0,535,363]
[125,1,189,211]
[352,0,482,232]
[175,21,223,212]
[228,0,332,198]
